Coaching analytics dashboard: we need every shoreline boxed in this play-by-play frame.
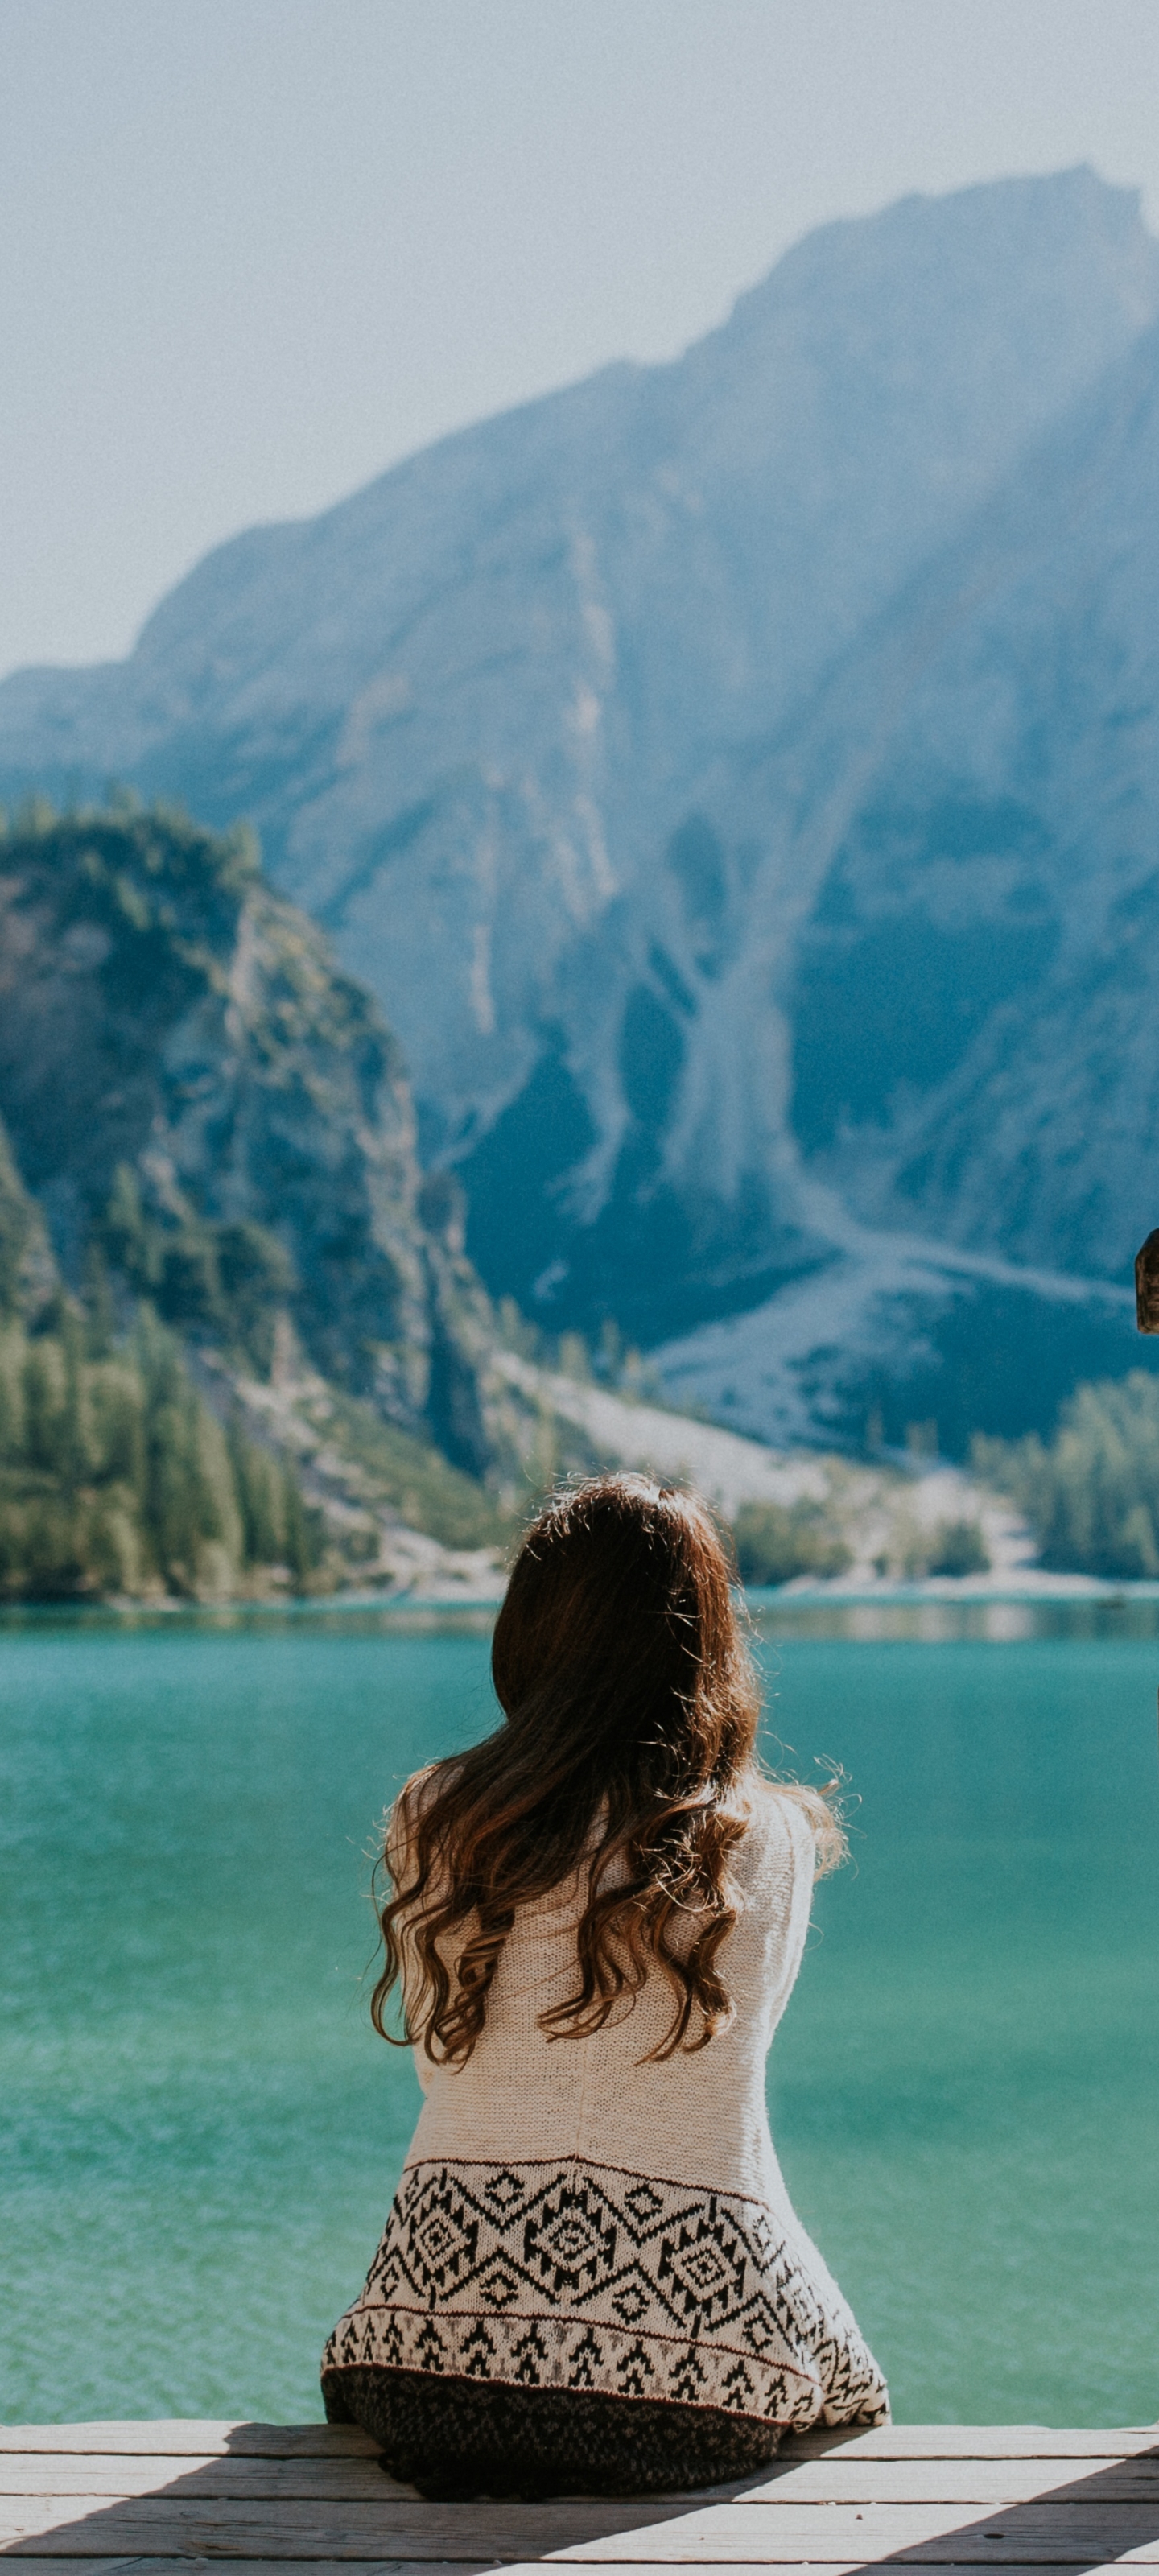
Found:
[4,1571,1159,1620]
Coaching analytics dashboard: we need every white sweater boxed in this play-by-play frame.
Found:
[324,1777,888,2429]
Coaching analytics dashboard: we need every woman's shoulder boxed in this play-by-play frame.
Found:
[394,1753,469,1815]
[734,1774,820,1875]
[387,1760,459,1874]
[395,1760,444,1809]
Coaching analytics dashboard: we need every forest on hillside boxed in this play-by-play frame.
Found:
[0,795,520,1599]
[0,1297,322,1601]
[976,1376,1159,1582]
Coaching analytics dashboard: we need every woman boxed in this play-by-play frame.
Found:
[322,1476,886,2497]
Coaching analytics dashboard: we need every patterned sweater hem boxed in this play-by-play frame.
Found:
[321,2154,888,2430]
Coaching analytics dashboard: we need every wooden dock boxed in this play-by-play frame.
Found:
[1,2417,1157,2573]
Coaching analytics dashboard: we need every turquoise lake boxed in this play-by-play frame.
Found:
[2,1599,1157,2429]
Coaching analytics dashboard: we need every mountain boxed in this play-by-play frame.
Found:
[2,168,1158,1449]
[775,315,1159,1285]
[0,802,491,1439]
[0,801,554,1588]
[650,289,1159,1447]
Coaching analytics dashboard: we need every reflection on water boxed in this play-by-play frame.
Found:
[752,1591,1159,1643]
[762,1598,1041,1644]
[1,1600,1157,2429]
[6,1587,1159,1646]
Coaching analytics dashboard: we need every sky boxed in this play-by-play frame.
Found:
[4,0,1159,679]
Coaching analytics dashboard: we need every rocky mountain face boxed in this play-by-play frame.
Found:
[777,318,1159,1285]
[0,803,513,1492]
[4,168,1159,1449]
[650,286,1159,1447]
[649,296,1159,1447]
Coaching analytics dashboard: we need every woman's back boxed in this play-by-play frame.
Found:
[407,1780,815,2202]
[321,1477,888,2496]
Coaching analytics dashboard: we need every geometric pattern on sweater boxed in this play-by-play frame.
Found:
[322,2157,889,2431]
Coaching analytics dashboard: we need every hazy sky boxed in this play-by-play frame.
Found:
[5,0,1159,679]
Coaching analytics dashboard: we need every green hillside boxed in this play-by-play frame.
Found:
[0,798,520,1597]
[977,1373,1159,1580]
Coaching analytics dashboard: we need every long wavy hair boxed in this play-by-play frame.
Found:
[370,1474,842,2066]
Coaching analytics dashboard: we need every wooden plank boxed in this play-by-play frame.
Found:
[539,2566,1152,2576]
[1,2565,1143,2576]
[759,2461,1159,2502]
[553,2502,1159,2562]
[0,2566,1139,2576]
[2,2423,1154,2461]
[0,2558,615,2576]
[0,2494,662,2553]
[0,2429,377,2459]
[774,2428,1159,2461]
[3,2458,1157,2506]
[3,2495,1159,2561]
[0,2463,413,2501]
[0,2563,493,2576]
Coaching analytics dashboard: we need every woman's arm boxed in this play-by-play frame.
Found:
[383,1772,437,2091]
[758,1785,819,2041]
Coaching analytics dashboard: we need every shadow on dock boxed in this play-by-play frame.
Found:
[1,2417,1157,2567]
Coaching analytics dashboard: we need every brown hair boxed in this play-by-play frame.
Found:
[370,1474,841,2066]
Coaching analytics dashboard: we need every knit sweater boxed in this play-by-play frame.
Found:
[322,1777,888,2431]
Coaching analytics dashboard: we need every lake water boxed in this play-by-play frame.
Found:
[2,1599,1157,2430]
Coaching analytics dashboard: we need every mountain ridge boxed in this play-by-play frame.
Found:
[3,167,1159,1445]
